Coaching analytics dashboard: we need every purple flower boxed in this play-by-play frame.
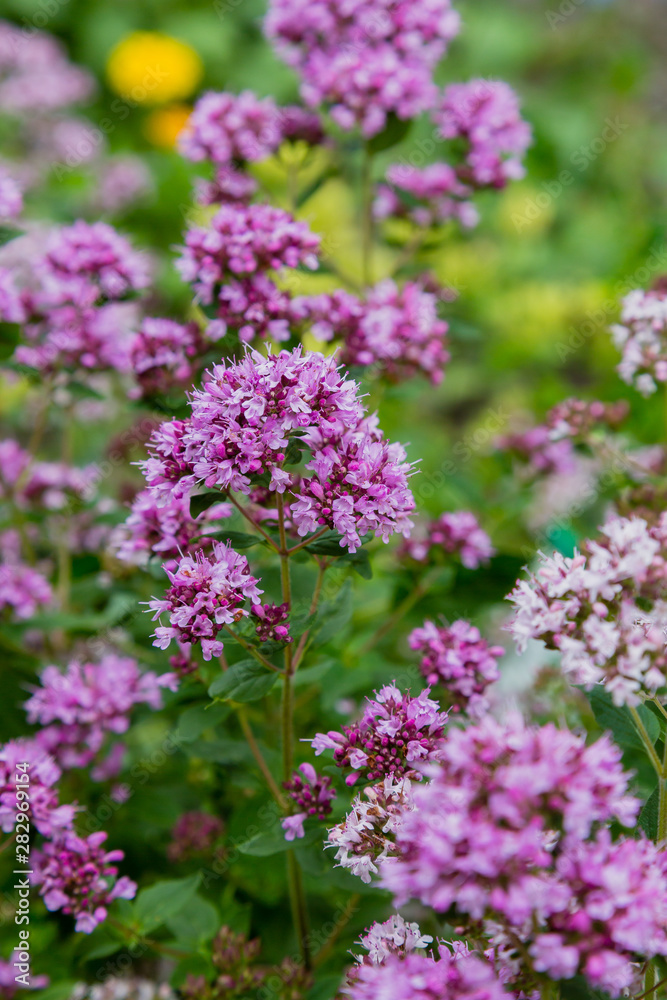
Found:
[611,287,667,395]
[32,830,136,933]
[179,90,283,166]
[375,163,478,229]
[382,715,639,918]
[311,683,448,784]
[400,510,494,568]
[129,317,210,397]
[281,762,336,839]
[292,420,415,552]
[0,739,75,838]
[216,274,294,343]
[408,619,503,717]
[506,512,667,705]
[147,541,263,660]
[252,602,292,643]
[25,654,169,774]
[265,0,461,138]
[176,203,320,303]
[109,489,232,569]
[342,945,508,1000]
[352,915,433,965]
[433,80,531,189]
[167,811,225,862]
[327,775,414,883]
[0,560,52,621]
[0,21,94,112]
[0,168,22,221]
[37,220,150,308]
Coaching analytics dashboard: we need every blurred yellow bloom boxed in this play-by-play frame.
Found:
[107,32,202,105]
[144,103,193,149]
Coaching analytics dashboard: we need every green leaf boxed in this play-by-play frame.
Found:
[560,974,612,1000]
[307,974,343,1000]
[176,702,230,741]
[134,873,201,933]
[199,528,259,549]
[0,322,20,360]
[165,895,220,946]
[307,532,346,556]
[292,658,335,690]
[367,114,412,154]
[283,438,304,465]
[0,225,22,247]
[345,548,372,579]
[588,687,648,751]
[190,491,226,518]
[639,785,659,840]
[314,579,353,645]
[208,658,278,702]
[67,381,106,401]
[34,985,80,1000]
[237,825,319,857]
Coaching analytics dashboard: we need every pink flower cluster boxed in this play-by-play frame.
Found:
[498,398,628,478]
[433,80,532,189]
[381,716,654,996]
[343,945,507,1000]
[37,220,150,308]
[292,420,415,551]
[611,287,667,395]
[24,654,168,774]
[0,438,96,511]
[408,619,503,717]
[0,20,94,113]
[179,90,283,166]
[400,511,494,568]
[167,811,225,862]
[281,762,336,840]
[311,683,448,785]
[546,397,628,441]
[0,561,52,621]
[293,279,450,383]
[109,489,232,569]
[0,167,22,220]
[142,348,415,554]
[265,0,461,137]
[0,739,75,838]
[148,541,263,660]
[176,203,320,303]
[507,512,667,705]
[33,830,136,933]
[352,915,433,965]
[375,164,478,229]
[216,274,293,343]
[327,775,414,883]
[129,317,210,398]
[2,221,150,375]
[251,601,291,643]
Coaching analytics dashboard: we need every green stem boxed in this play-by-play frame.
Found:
[277,494,311,971]
[645,963,656,1000]
[237,708,287,809]
[292,560,328,671]
[361,143,374,287]
[226,493,281,552]
[287,526,330,555]
[221,625,282,673]
[629,705,663,776]
[659,734,667,843]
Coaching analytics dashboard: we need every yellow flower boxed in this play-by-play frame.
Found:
[144,103,193,149]
[106,32,203,105]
